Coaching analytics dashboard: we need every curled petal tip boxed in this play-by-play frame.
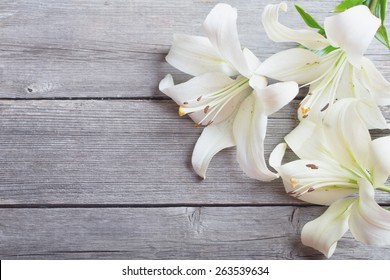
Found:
[262,2,328,50]
[193,166,206,179]
[269,142,287,170]
[159,74,174,92]
[279,2,288,11]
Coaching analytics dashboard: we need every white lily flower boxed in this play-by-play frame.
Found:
[257,3,390,123]
[160,3,299,180]
[302,178,390,258]
[270,98,390,257]
[270,98,389,204]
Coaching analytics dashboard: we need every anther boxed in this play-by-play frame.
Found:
[204,105,210,114]
[290,178,299,188]
[197,96,202,102]
[301,107,310,115]
[307,187,315,192]
[321,103,329,112]
[192,123,201,128]
[306,164,319,170]
[178,106,187,117]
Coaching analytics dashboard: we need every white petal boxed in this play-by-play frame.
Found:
[243,48,261,74]
[278,159,358,205]
[269,143,287,170]
[349,178,390,245]
[355,98,388,130]
[253,81,299,116]
[361,57,390,106]
[335,62,356,100]
[335,63,379,115]
[159,72,232,104]
[302,198,355,258]
[203,3,250,77]
[256,48,331,84]
[192,116,235,179]
[159,74,174,92]
[324,5,380,67]
[284,119,325,160]
[166,34,238,76]
[233,94,278,181]
[371,136,390,186]
[262,3,328,50]
[322,99,372,172]
[248,74,267,90]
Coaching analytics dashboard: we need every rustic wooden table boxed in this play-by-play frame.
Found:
[0,0,389,259]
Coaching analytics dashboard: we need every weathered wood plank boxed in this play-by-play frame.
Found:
[0,99,296,205]
[0,100,389,205]
[0,0,388,98]
[1,206,389,259]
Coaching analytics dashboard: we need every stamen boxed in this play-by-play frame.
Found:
[192,123,201,128]
[302,115,308,119]
[178,106,187,117]
[288,190,296,195]
[207,120,214,126]
[290,178,299,188]
[183,101,188,105]
[306,164,319,170]
[180,76,250,125]
[301,107,310,115]
[321,103,329,112]
[307,187,315,192]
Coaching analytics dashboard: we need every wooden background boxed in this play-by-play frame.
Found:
[0,0,389,259]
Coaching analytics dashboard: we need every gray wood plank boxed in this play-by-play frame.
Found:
[1,206,389,259]
[0,99,389,205]
[0,99,296,205]
[0,0,388,98]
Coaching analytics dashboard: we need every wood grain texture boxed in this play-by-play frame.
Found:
[1,0,390,260]
[0,100,389,206]
[0,0,389,98]
[0,99,297,205]
[1,206,389,260]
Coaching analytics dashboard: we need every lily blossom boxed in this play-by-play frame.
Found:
[160,3,298,180]
[302,178,390,258]
[270,98,390,257]
[257,3,390,123]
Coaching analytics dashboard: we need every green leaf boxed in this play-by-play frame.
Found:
[314,45,339,56]
[375,25,390,49]
[380,0,387,22]
[294,4,325,34]
[334,0,366,12]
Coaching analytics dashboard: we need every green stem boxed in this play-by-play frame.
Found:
[377,185,390,193]
[370,0,379,13]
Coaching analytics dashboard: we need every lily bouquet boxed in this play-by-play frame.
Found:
[160,0,390,258]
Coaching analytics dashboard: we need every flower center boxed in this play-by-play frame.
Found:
[299,49,350,119]
[179,75,251,126]
[288,154,373,198]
